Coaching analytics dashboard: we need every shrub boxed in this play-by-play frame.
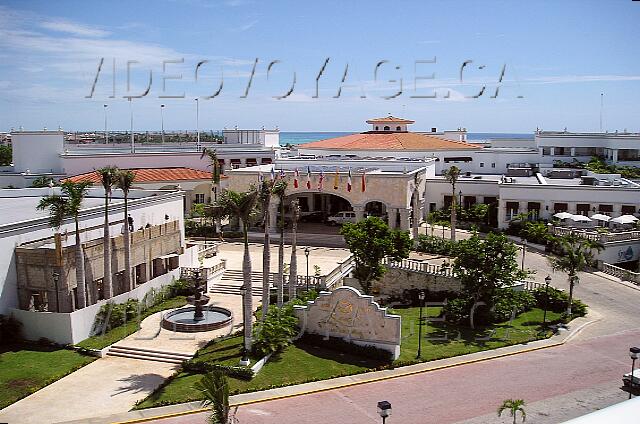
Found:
[490,289,536,323]
[531,286,588,317]
[0,314,23,344]
[252,304,299,356]
[442,296,473,324]
[183,361,254,380]
[415,235,459,256]
[298,333,394,362]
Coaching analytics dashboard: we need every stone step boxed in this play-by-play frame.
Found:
[106,345,193,364]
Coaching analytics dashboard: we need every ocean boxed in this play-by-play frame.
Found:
[279,132,533,146]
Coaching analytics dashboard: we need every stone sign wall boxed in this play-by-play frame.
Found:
[293,286,401,359]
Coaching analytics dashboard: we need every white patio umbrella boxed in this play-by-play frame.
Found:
[553,212,573,220]
[569,214,592,222]
[590,213,611,222]
[610,215,639,225]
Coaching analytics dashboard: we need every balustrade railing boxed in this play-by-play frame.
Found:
[601,262,640,284]
[550,226,640,243]
[383,257,454,277]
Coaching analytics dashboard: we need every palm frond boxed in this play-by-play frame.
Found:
[115,170,136,195]
[37,195,69,229]
[60,180,92,214]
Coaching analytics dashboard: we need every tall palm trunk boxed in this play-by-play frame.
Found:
[450,183,457,242]
[412,189,419,240]
[277,198,285,307]
[567,274,575,315]
[74,214,87,308]
[123,192,132,291]
[288,206,298,301]
[241,220,253,353]
[261,198,271,321]
[103,192,113,298]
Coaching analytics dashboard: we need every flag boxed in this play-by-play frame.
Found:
[361,170,366,192]
[347,168,352,192]
[293,168,299,188]
[306,166,312,189]
[318,169,325,191]
[270,166,276,181]
[279,169,286,179]
[333,167,339,190]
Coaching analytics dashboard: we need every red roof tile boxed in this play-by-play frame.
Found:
[300,132,479,151]
[63,167,222,184]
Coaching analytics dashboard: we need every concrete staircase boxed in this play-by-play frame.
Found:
[106,345,193,364]
[209,269,274,296]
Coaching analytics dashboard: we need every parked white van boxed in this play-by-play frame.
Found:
[327,211,357,225]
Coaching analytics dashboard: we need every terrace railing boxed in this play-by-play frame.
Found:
[601,262,640,285]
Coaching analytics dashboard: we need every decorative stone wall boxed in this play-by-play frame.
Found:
[372,268,461,298]
[293,286,401,359]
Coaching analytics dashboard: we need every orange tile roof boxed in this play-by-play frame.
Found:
[300,132,479,151]
[63,167,221,184]
[366,115,415,124]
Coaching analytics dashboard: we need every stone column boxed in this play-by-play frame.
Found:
[497,199,507,229]
[240,158,247,168]
[388,208,398,229]
[613,203,623,217]
[550,147,556,156]
[568,202,577,215]
[399,208,411,231]
[353,205,365,221]
[612,149,619,163]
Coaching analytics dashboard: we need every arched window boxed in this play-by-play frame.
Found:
[383,126,390,131]
[375,126,379,130]
[396,126,401,131]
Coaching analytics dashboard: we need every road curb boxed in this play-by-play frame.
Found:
[110,315,597,424]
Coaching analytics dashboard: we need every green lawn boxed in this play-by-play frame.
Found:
[389,306,562,363]
[77,296,188,350]
[0,344,95,409]
[136,306,559,409]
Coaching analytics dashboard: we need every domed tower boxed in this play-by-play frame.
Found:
[366,115,415,133]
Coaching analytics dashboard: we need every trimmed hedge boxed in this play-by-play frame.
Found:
[531,286,588,317]
[298,333,394,362]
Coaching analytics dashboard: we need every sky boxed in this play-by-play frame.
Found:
[0,0,639,133]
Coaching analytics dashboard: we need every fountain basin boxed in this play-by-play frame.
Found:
[162,305,233,332]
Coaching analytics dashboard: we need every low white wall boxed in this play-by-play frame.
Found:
[11,267,182,345]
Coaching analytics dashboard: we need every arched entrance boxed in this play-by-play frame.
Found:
[284,192,353,233]
[364,200,387,219]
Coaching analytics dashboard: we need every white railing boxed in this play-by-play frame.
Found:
[601,262,640,284]
[181,259,226,282]
[197,242,219,260]
[550,226,640,243]
[383,257,454,277]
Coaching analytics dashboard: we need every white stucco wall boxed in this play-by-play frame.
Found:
[11,131,64,173]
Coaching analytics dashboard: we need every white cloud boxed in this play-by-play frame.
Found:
[40,20,110,37]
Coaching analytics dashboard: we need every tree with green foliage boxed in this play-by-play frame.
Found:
[195,370,237,424]
[30,175,57,188]
[0,145,11,166]
[200,148,222,233]
[258,180,273,321]
[217,188,259,355]
[498,399,526,424]
[443,166,461,241]
[340,217,411,294]
[252,303,299,356]
[61,180,92,308]
[115,170,136,291]
[96,166,119,299]
[548,233,603,315]
[288,198,300,301]
[272,179,288,307]
[453,232,527,328]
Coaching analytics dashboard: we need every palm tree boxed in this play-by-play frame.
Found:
[200,148,222,235]
[497,399,526,424]
[115,170,136,291]
[272,180,288,307]
[443,166,461,242]
[96,166,119,298]
[548,233,603,315]
[258,180,273,321]
[37,193,69,311]
[60,181,92,308]
[195,370,237,424]
[288,199,300,301]
[217,188,259,355]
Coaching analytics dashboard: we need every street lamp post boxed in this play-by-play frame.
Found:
[543,275,551,328]
[103,104,108,144]
[160,104,165,143]
[417,290,425,359]
[52,272,60,312]
[458,189,463,210]
[629,347,640,399]
[377,401,392,424]
[521,238,528,270]
[239,285,250,366]
[304,246,311,292]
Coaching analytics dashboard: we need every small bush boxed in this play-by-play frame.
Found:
[415,235,459,256]
[531,286,588,317]
[442,296,473,324]
[252,304,299,356]
[490,289,536,323]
